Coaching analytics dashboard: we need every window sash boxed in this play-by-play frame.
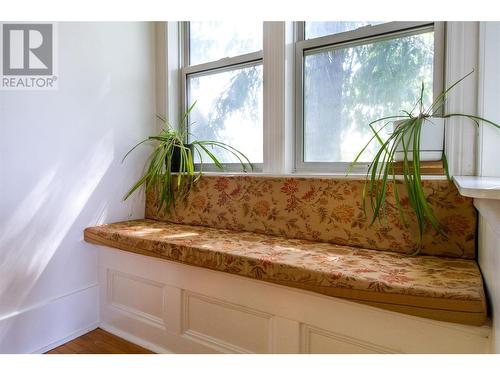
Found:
[181,22,264,119]
[181,21,264,171]
[294,21,445,173]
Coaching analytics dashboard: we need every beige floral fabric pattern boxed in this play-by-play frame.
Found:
[146,176,477,259]
[84,219,486,325]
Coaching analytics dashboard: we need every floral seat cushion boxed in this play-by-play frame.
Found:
[84,219,487,326]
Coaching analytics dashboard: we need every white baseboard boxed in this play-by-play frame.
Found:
[0,284,99,354]
[34,321,99,354]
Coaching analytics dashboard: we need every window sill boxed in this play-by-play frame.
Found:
[198,171,365,179]
[193,171,448,180]
[453,176,500,200]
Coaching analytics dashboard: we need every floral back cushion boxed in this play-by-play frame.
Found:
[145,176,476,259]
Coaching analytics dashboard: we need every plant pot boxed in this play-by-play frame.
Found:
[393,117,444,162]
[166,143,194,172]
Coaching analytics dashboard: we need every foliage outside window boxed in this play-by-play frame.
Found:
[298,22,440,170]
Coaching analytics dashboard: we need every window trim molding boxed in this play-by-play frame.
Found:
[477,22,500,178]
[294,21,445,173]
[444,21,480,176]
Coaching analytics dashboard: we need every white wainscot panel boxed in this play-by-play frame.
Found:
[300,324,397,354]
[181,291,274,353]
[108,269,166,327]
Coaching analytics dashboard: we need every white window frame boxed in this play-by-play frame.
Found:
[294,21,445,173]
[180,21,264,172]
[161,21,454,176]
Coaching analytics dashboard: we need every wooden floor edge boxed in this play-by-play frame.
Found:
[45,328,154,354]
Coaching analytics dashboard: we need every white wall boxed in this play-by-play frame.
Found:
[0,22,155,353]
[476,21,500,353]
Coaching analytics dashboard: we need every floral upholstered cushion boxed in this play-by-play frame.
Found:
[145,176,477,259]
[84,219,486,326]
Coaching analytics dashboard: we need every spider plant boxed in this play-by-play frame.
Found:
[348,70,500,246]
[123,101,253,213]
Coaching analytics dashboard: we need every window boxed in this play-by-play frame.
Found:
[182,22,263,169]
[175,21,444,173]
[296,22,443,172]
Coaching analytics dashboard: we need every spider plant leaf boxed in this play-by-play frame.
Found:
[178,146,185,189]
[180,100,197,130]
[411,118,426,241]
[407,95,422,117]
[442,113,500,129]
[386,126,408,226]
[392,173,407,227]
[427,70,474,116]
[143,147,163,191]
[146,143,169,192]
[193,146,204,176]
[346,115,408,175]
[185,146,195,177]
[373,145,391,225]
[195,143,224,170]
[368,139,387,223]
[370,123,406,225]
[442,151,451,182]
[202,140,253,166]
[413,118,444,238]
[400,123,420,228]
[156,113,167,123]
[370,122,388,149]
[197,140,253,172]
[148,135,177,142]
[122,138,151,163]
[123,173,150,201]
[419,81,425,113]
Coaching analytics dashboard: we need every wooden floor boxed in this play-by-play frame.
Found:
[45,328,154,354]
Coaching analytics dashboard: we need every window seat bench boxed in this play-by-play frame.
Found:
[84,218,487,326]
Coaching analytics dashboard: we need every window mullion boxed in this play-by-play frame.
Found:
[263,21,295,174]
